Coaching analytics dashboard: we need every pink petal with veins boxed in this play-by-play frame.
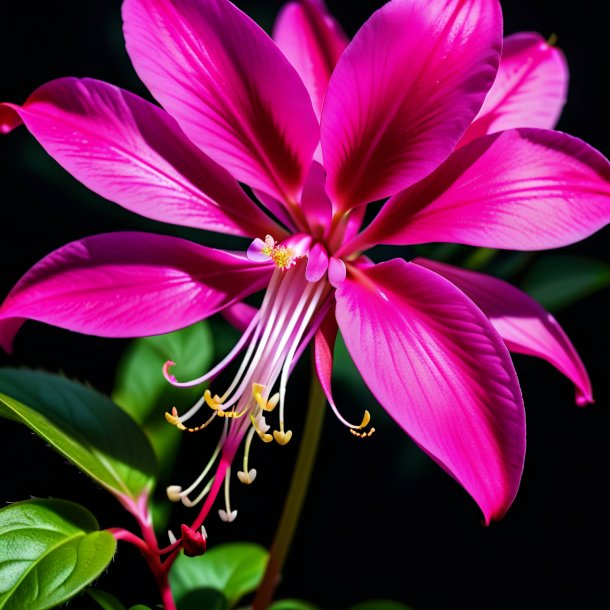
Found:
[335,259,525,524]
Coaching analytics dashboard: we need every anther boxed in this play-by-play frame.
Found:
[349,427,376,438]
[165,407,187,430]
[273,429,293,445]
[166,485,183,502]
[218,509,238,522]
[204,389,223,410]
[237,469,257,485]
[251,414,273,443]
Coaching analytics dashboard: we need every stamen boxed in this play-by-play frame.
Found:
[167,419,228,505]
[272,281,326,445]
[167,529,178,544]
[237,426,258,484]
[260,234,297,269]
[162,309,262,387]
[181,478,214,508]
[252,383,279,412]
[350,427,376,438]
[250,413,273,443]
[218,467,237,522]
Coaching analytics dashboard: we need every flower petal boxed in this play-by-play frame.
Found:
[335,259,525,523]
[415,258,593,406]
[123,0,319,204]
[345,129,610,254]
[273,0,348,119]
[0,232,272,352]
[1,78,278,238]
[221,302,258,333]
[314,305,339,413]
[300,161,333,238]
[321,0,501,210]
[305,242,329,282]
[461,33,568,145]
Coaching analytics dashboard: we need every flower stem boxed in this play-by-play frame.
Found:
[252,368,326,610]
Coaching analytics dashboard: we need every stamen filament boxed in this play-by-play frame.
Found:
[163,308,262,388]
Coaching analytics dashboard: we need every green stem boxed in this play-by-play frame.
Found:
[252,369,326,610]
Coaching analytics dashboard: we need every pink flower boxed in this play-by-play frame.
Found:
[1,0,609,526]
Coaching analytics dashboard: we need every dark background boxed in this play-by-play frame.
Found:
[1,1,609,609]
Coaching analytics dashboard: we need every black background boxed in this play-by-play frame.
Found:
[1,1,609,609]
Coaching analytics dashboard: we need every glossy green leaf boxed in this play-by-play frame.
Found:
[348,601,413,610]
[87,589,126,610]
[521,255,610,312]
[170,543,268,608]
[269,600,322,610]
[0,499,116,610]
[0,369,156,501]
[178,589,228,610]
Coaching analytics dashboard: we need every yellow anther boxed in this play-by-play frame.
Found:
[273,429,293,445]
[218,407,247,419]
[165,407,187,430]
[350,427,376,438]
[252,383,279,412]
[259,235,296,269]
[358,410,371,429]
[270,245,296,269]
[250,414,274,443]
[204,389,223,410]
[266,393,280,411]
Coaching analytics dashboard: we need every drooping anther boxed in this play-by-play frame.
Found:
[165,407,186,430]
[237,468,257,485]
[166,485,183,502]
[251,414,273,443]
[273,429,293,445]
[218,509,238,522]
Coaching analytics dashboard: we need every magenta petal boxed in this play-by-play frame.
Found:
[321,0,501,210]
[314,305,339,412]
[0,232,272,352]
[221,302,258,333]
[414,258,593,406]
[0,78,278,239]
[461,33,568,145]
[274,0,348,119]
[328,257,346,288]
[335,259,525,523]
[346,129,610,253]
[300,162,333,237]
[123,0,319,204]
[306,242,329,282]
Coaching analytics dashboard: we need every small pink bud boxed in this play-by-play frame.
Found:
[180,523,207,557]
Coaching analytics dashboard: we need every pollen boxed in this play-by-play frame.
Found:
[261,235,296,270]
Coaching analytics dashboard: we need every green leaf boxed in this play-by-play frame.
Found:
[521,255,610,312]
[178,589,228,610]
[269,600,322,610]
[112,322,213,476]
[0,369,156,501]
[348,601,413,610]
[170,543,268,608]
[87,589,126,610]
[128,606,152,610]
[0,499,116,610]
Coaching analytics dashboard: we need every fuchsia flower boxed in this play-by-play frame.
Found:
[1,0,609,527]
